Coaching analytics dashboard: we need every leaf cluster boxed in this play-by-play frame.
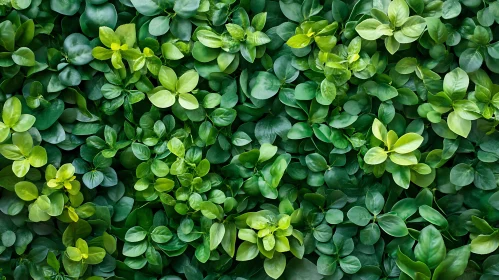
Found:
[2,0,499,279]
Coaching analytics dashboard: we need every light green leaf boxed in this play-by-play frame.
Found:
[264,252,286,279]
[471,231,499,254]
[14,181,38,201]
[447,111,471,138]
[392,133,424,154]
[178,93,199,110]
[209,223,225,250]
[388,0,410,27]
[355,19,386,40]
[364,147,387,165]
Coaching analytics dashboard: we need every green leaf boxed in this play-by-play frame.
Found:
[414,225,446,269]
[200,201,220,219]
[0,144,23,161]
[396,248,431,279]
[125,226,148,242]
[392,133,424,154]
[474,163,496,190]
[122,240,148,257]
[432,245,470,280]
[1,230,16,247]
[339,255,361,274]
[371,118,387,143]
[177,70,199,94]
[29,146,47,168]
[0,21,16,52]
[221,223,236,257]
[315,35,337,52]
[313,224,332,242]
[131,143,151,161]
[360,223,381,245]
[232,131,252,146]
[12,131,32,156]
[246,31,271,46]
[66,247,82,262]
[385,36,400,54]
[347,206,372,226]
[151,159,169,177]
[209,223,225,250]
[442,0,461,19]
[173,0,200,19]
[12,47,36,66]
[50,0,80,16]
[329,112,357,128]
[388,0,410,27]
[317,255,337,275]
[150,16,170,36]
[377,214,408,237]
[102,231,116,254]
[12,160,30,177]
[443,67,469,100]
[295,82,318,100]
[211,108,236,127]
[355,19,388,41]
[11,0,31,10]
[287,122,312,139]
[226,23,245,40]
[92,47,113,60]
[167,138,185,157]
[286,34,312,48]
[30,99,64,130]
[178,93,199,110]
[15,19,35,47]
[264,252,286,279]
[148,89,176,108]
[255,115,291,144]
[325,209,344,224]
[2,96,21,127]
[196,30,223,48]
[390,152,418,166]
[86,247,105,265]
[419,205,448,229]
[274,55,299,83]
[318,79,336,105]
[366,190,384,215]
[364,81,398,101]
[364,147,388,165]
[130,0,161,16]
[236,241,259,261]
[401,16,426,38]
[268,154,290,188]
[12,115,35,132]
[82,171,104,189]
[450,163,474,187]
[447,111,471,138]
[47,252,60,272]
[305,153,328,172]
[426,17,448,44]
[158,66,178,91]
[64,33,93,65]
[250,72,281,100]
[395,57,418,74]
[14,181,38,201]
[459,48,483,73]
[470,230,499,255]
[162,42,184,61]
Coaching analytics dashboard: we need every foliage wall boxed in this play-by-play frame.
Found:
[1,0,499,279]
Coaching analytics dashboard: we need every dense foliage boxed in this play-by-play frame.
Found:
[2,0,499,279]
